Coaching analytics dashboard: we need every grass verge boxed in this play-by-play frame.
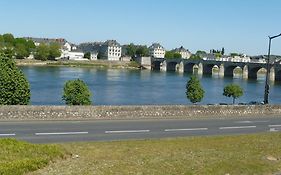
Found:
[32,133,281,175]
[0,139,66,175]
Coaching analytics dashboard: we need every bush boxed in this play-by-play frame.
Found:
[62,79,92,105]
[186,76,205,104]
[0,56,30,105]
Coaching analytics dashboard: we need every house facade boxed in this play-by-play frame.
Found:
[99,40,122,61]
[149,43,165,58]
[172,46,191,59]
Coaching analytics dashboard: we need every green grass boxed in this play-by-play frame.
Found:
[32,133,281,175]
[0,139,66,175]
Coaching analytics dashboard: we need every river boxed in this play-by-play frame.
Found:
[20,66,281,105]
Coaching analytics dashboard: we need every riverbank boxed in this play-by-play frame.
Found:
[0,105,281,121]
[15,59,141,69]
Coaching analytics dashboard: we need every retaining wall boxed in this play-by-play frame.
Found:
[0,105,281,121]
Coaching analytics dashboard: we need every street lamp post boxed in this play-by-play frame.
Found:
[264,33,281,104]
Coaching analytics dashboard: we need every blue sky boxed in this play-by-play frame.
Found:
[0,0,280,55]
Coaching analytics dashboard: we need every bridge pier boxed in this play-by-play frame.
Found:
[198,63,203,75]
[219,64,224,78]
[178,62,184,73]
[243,65,248,79]
[270,67,275,81]
[160,60,167,71]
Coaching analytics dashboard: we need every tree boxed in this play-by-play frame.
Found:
[125,43,137,57]
[164,51,174,58]
[34,43,49,61]
[165,51,182,59]
[223,84,243,104]
[0,55,30,105]
[186,76,205,104]
[15,43,29,59]
[2,33,14,44]
[48,42,61,60]
[222,47,225,55]
[62,79,92,105]
[136,46,149,57]
[84,52,91,59]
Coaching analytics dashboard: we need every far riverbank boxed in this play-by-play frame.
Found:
[15,59,141,69]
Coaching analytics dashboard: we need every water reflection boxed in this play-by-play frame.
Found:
[19,66,281,105]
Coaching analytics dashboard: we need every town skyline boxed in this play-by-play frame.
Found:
[0,0,281,55]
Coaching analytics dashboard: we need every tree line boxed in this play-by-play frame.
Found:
[0,33,61,60]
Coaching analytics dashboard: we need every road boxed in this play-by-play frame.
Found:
[0,117,281,143]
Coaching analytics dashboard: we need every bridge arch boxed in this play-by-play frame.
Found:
[248,66,264,79]
[151,61,161,71]
[203,64,217,75]
[166,61,178,72]
[184,63,197,73]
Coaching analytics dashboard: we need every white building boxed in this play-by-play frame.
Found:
[149,43,166,58]
[173,46,191,59]
[100,40,122,61]
[61,50,86,61]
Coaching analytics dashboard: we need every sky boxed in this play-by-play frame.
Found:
[0,0,281,55]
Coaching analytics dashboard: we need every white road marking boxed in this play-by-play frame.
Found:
[219,126,257,130]
[235,120,268,124]
[35,132,89,136]
[164,128,208,132]
[269,128,279,132]
[105,130,150,134]
[268,125,281,128]
[0,133,16,136]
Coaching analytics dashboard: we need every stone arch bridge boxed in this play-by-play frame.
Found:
[151,58,281,81]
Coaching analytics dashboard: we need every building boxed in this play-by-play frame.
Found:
[172,46,191,59]
[24,37,76,52]
[149,43,165,58]
[99,40,122,61]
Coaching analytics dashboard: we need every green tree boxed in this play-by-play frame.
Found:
[223,84,243,104]
[62,79,92,105]
[0,55,30,105]
[126,43,137,57]
[2,33,14,44]
[230,53,239,57]
[186,76,205,104]
[34,43,49,61]
[15,43,29,59]
[1,47,15,59]
[0,35,4,47]
[189,54,201,60]
[136,46,149,57]
[84,52,91,59]
[165,51,174,58]
[48,42,61,60]
[174,52,182,58]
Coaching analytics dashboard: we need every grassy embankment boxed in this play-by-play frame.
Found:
[0,139,66,175]
[15,59,141,69]
[29,133,281,175]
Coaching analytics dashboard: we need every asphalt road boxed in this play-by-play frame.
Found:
[0,117,281,143]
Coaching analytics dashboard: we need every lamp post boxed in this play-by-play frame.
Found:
[264,33,281,104]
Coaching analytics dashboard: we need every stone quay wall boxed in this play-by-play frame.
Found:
[0,105,281,121]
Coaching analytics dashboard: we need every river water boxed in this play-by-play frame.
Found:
[20,66,281,105]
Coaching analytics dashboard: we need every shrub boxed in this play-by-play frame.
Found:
[0,56,30,105]
[62,79,92,105]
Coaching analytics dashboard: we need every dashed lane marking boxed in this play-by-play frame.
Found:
[105,130,150,134]
[219,126,257,130]
[35,132,89,136]
[164,128,208,132]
